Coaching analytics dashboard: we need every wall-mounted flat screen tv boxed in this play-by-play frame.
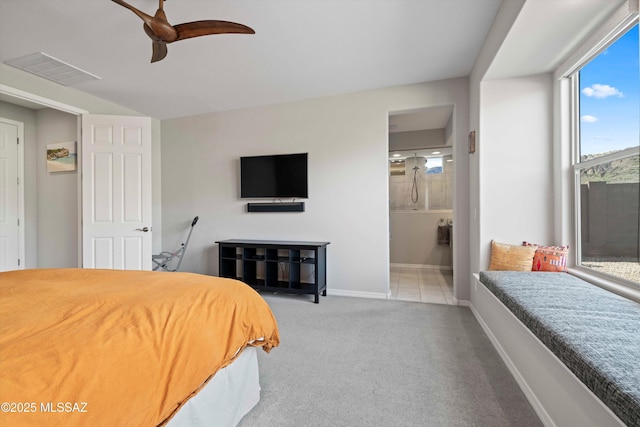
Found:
[240,153,308,198]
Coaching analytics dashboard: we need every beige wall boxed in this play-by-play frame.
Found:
[0,103,80,268]
[35,108,78,267]
[389,129,445,151]
[389,151,454,267]
[2,66,470,299]
[1,65,163,266]
[0,102,38,267]
[390,211,453,267]
[162,78,470,299]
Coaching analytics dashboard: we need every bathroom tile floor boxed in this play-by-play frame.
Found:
[389,265,454,305]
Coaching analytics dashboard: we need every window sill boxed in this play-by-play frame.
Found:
[568,267,640,304]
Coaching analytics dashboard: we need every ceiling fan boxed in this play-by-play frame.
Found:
[111,0,255,63]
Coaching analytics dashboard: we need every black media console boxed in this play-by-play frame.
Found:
[215,239,330,303]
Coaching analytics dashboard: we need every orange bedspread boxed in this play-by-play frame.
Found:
[0,268,279,426]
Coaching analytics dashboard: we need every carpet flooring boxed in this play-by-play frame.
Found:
[238,293,543,427]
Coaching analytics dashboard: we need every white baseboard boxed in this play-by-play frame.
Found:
[328,288,390,300]
[390,263,452,271]
[453,297,469,307]
[469,301,553,426]
[470,275,625,427]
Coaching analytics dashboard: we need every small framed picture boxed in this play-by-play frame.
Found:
[47,141,77,172]
[468,131,476,154]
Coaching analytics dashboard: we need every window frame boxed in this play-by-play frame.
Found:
[559,7,639,301]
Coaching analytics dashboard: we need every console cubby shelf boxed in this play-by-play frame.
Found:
[215,239,330,303]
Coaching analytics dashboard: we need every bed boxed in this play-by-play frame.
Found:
[0,268,280,426]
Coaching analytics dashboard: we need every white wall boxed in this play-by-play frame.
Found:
[162,78,470,299]
[468,0,620,276]
[478,75,554,270]
[469,0,526,277]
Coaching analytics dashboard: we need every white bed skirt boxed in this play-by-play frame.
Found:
[167,346,260,427]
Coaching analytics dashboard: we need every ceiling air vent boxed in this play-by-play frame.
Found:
[4,52,101,86]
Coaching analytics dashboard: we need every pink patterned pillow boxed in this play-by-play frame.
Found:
[523,241,569,272]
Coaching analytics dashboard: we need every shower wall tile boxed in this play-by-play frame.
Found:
[389,157,426,210]
[390,155,452,211]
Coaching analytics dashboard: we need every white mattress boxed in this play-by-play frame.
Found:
[166,346,260,427]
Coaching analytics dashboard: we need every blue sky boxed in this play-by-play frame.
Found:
[579,24,639,156]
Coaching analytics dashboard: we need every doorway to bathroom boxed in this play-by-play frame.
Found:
[388,107,454,304]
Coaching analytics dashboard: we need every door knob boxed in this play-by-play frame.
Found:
[136,226,151,232]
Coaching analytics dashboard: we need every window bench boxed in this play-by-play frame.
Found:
[470,271,640,427]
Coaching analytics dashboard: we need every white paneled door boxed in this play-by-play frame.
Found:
[82,114,152,270]
[0,119,23,272]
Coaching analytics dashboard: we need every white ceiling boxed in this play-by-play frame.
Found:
[0,0,502,120]
[389,106,453,133]
[0,0,625,121]
[486,0,625,79]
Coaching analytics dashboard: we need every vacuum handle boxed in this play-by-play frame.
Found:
[191,216,199,227]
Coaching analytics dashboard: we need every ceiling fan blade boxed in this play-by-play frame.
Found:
[112,1,251,63]
[151,41,168,63]
[111,0,154,27]
[174,20,255,41]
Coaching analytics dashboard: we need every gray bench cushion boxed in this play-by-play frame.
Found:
[479,271,640,427]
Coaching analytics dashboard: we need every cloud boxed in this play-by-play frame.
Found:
[581,115,598,123]
[582,84,624,98]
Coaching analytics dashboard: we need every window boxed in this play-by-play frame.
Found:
[571,23,639,285]
[425,156,443,175]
